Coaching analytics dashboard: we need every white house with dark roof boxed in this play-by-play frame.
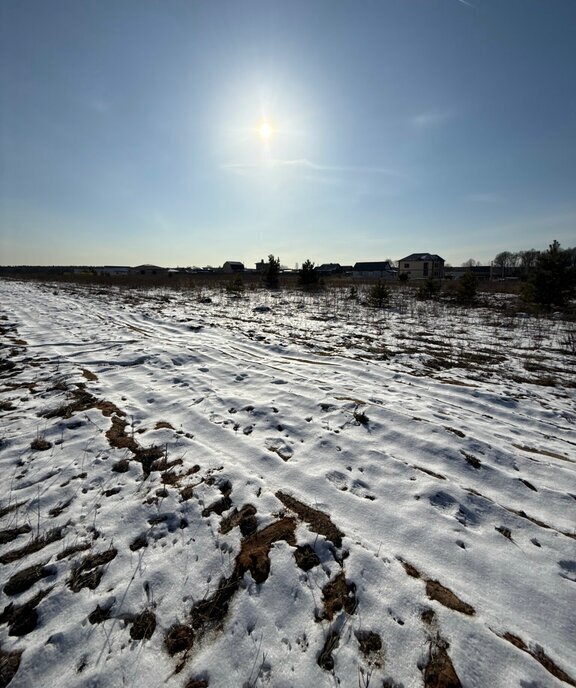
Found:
[398,253,445,280]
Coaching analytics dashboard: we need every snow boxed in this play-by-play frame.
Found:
[0,278,575,688]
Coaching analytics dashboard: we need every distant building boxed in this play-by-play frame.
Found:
[444,265,492,281]
[94,266,130,276]
[353,261,396,279]
[398,253,444,280]
[222,261,245,273]
[131,264,167,275]
[314,263,343,276]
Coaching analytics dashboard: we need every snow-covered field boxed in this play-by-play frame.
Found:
[1,278,575,688]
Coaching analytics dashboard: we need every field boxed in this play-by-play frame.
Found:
[1,278,575,688]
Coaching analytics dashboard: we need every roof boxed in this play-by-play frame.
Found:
[399,253,444,262]
[223,261,244,266]
[353,261,394,271]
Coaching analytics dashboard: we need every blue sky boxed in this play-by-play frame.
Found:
[1,0,575,267]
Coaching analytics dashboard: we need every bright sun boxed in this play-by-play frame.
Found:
[257,121,274,140]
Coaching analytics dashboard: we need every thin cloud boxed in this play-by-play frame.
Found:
[411,110,456,128]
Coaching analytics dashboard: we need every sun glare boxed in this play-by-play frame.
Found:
[257,121,274,141]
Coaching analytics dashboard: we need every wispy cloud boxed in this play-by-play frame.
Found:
[411,110,456,129]
[223,158,406,178]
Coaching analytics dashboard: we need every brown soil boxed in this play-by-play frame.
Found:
[235,517,297,584]
[4,564,54,596]
[106,416,139,452]
[30,437,52,451]
[180,485,195,501]
[219,504,257,536]
[165,624,195,656]
[81,368,98,381]
[0,647,23,687]
[423,636,462,688]
[276,491,344,547]
[0,525,31,545]
[43,383,122,419]
[425,581,475,616]
[201,496,232,518]
[130,609,157,640]
[294,544,320,571]
[501,632,576,687]
[319,571,357,620]
[129,534,148,551]
[0,588,51,637]
[155,420,174,430]
[68,548,117,593]
[184,680,208,688]
[0,528,64,564]
[399,559,422,578]
[355,630,383,657]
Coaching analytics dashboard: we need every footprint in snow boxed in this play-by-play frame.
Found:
[264,438,293,461]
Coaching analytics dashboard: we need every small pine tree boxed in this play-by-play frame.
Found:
[524,240,576,309]
[416,278,441,301]
[263,254,281,289]
[298,259,319,290]
[367,280,390,308]
[455,272,477,306]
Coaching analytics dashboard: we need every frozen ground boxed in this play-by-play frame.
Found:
[0,278,575,688]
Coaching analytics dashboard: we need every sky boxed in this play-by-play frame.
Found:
[1,0,575,268]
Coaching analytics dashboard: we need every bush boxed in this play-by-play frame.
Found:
[225,276,244,293]
[523,240,576,309]
[367,281,390,308]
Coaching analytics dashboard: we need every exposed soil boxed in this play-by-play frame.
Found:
[0,589,51,637]
[68,548,117,593]
[423,636,462,688]
[235,517,297,584]
[43,383,122,419]
[425,580,475,616]
[319,571,357,620]
[294,544,321,571]
[219,504,257,536]
[0,525,32,545]
[276,491,344,547]
[56,542,91,560]
[165,624,195,656]
[130,609,157,640]
[88,604,112,624]
[0,527,64,565]
[0,647,23,687]
[501,632,576,687]
[4,564,54,596]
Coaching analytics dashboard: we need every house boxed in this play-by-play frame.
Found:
[314,263,343,276]
[222,261,245,273]
[352,261,396,279]
[398,253,444,280]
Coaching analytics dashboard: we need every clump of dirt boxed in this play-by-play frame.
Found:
[423,635,462,688]
[0,501,26,520]
[0,646,22,686]
[317,630,340,671]
[495,526,513,541]
[129,534,148,551]
[49,498,73,517]
[68,548,117,593]
[460,451,482,469]
[155,420,174,430]
[0,525,32,545]
[356,630,383,657]
[190,577,240,632]
[276,491,344,547]
[4,564,54,596]
[0,588,51,636]
[180,485,195,501]
[425,581,475,616]
[81,368,98,381]
[500,632,576,687]
[220,505,257,536]
[294,544,320,571]
[202,496,232,518]
[399,558,422,579]
[30,436,52,451]
[57,542,91,561]
[106,416,139,453]
[165,624,195,656]
[112,458,130,473]
[319,571,357,621]
[184,679,208,688]
[88,604,112,624]
[130,609,157,640]
[235,517,296,584]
